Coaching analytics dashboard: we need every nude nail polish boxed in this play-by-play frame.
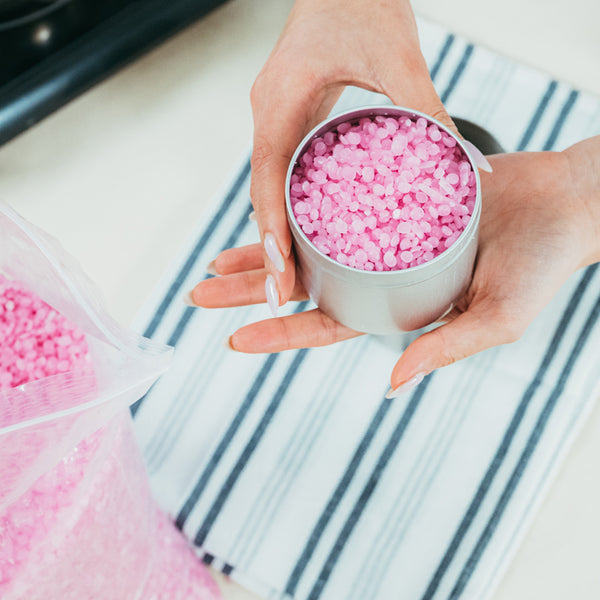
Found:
[264,232,285,273]
[265,274,279,317]
[385,372,427,399]
[206,260,218,276]
[183,290,196,307]
[463,140,493,173]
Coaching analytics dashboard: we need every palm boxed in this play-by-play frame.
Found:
[191,150,589,383]
[441,151,583,347]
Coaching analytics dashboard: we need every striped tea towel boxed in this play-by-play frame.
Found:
[130,18,600,600]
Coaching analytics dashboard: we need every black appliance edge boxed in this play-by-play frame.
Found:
[0,0,229,147]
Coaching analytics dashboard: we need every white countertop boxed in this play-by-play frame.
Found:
[1,0,599,598]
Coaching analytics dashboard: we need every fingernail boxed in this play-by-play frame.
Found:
[224,335,235,351]
[462,140,493,173]
[248,211,256,222]
[265,274,279,317]
[183,290,196,307]
[385,371,427,399]
[264,232,285,273]
[206,260,218,276]
[435,302,454,324]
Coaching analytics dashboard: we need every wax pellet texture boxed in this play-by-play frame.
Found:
[0,275,219,600]
[290,116,477,271]
[0,277,89,391]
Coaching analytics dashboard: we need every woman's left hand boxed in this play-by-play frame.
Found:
[188,137,600,396]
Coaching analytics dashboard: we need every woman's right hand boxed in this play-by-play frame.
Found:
[191,137,600,396]
[249,0,456,315]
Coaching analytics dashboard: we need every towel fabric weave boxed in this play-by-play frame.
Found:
[131,18,600,600]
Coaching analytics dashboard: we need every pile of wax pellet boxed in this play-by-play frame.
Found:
[290,115,477,271]
[0,275,89,390]
[0,430,103,593]
[0,275,220,600]
[1,416,220,599]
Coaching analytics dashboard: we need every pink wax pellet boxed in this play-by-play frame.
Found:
[0,276,89,391]
[291,115,477,271]
[0,275,219,600]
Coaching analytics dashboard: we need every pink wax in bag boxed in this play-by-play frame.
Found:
[0,275,220,600]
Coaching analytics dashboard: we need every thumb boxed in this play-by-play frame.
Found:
[386,304,522,398]
[250,79,343,313]
[384,61,459,138]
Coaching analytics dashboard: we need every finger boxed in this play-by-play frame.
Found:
[432,305,462,325]
[229,308,362,353]
[382,53,459,138]
[386,303,523,397]
[250,75,343,307]
[191,269,308,308]
[212,243,264,275]
[309,84,345,128]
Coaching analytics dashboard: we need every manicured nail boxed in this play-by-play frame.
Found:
[435,302,455,324]
[264,232,285,273]
[462,140,492,173]
[248,211,256,222]
[385,371,427,399]
[206,260,218,276]
[265,274,279,317]
[183,290,196,307]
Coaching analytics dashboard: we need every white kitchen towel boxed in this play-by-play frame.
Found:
[131,18,600,600]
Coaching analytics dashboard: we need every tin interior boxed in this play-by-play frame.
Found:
[284,105,482,283]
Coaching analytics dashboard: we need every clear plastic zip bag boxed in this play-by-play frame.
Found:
[0,201,220,599]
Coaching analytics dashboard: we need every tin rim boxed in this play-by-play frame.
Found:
[284,104,482,280]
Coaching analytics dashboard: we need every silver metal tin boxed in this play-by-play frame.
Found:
[285,105,481,334]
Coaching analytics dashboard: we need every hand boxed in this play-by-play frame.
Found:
[388,140,599,394]
[189,136,600,395]
[250,0,456,316]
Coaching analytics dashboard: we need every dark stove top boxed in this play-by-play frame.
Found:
[0,0,228,146]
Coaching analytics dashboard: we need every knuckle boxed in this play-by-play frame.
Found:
[251,137,276,175]
[488,305,525,344]
[240,272,256,301]
[250,71,266,108]
[250,60,289,108]
[250,148,276,210]
[500,320,525,345]
[430,326,466,368]
[276,318,293,351]
[428,104,455,132]
[317,311,339,346]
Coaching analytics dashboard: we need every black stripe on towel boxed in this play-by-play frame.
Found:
[176,301,309,530]
[194,348,311,546]
[284,387,395,597]
[307,375,434,600]
[516,80,558,150]
[175,353,278,529]
[129,175,252,417]
[143,158,251,339]
[420,263,598,600]
[429,34,455,81]
[131,201,254,416]
[232,339,370,567]
[450,280,600,599]
[440,44,473,104]
[542,90,579,151]
[166,202,254,348]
